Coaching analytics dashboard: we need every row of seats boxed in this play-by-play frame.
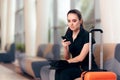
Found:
[17,43,61,80]
[18,43,120,80]
[94,43,120,80]
[1,43,120,80]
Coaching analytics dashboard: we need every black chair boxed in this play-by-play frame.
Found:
[0,43,15,63]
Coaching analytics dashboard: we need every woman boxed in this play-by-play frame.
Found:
[55,9,98,80]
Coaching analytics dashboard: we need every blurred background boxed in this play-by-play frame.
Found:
[0,0,120,80]
[0,0,98,56]
[0,0,120,56]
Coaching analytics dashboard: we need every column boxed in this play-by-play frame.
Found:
[6,0,16,44]
[99,0,120,43]
[24,0,36,56]
[53,0,59,44]
[36,0,50,53]
[94,0,102,43]
[0,0,8,50]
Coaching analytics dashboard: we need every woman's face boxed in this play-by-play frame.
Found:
[67,13,82,31]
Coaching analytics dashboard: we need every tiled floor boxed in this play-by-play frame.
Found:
[0,63,33,80]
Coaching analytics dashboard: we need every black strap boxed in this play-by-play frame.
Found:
[81,71,87,80]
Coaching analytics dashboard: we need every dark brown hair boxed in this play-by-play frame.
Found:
[67,9,82,20]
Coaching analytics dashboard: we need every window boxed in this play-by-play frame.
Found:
[15,0,25,51]
[75,0,95,31]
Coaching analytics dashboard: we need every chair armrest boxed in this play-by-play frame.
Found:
[74,78,82,80]
[32,61,50,78]
[23,56,47,77]
[25,56,47,62]
[0,50,7,53]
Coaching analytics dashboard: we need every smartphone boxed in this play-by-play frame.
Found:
[61,36,69,42]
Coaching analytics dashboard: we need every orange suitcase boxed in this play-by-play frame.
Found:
[82,71,117,80]
[81,29,117,80]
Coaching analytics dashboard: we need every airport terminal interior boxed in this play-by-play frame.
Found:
[0,0,120,80]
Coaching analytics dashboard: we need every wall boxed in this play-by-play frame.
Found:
[100,0,120,43]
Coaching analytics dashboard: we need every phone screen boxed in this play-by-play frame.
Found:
[61,36,69,42]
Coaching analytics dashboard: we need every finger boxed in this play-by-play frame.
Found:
[63,39,67,42]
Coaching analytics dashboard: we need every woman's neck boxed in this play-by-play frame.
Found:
[72,29,80,41]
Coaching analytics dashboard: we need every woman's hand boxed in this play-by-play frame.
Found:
[61,39,71,60]
[61,39,71,47]
[67,59,72,63]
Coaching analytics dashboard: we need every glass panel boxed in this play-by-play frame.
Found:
[15,0,25,52]
[49,0,70,44]
[0,19,1,50]
[75,0,95,31]
[0,1,1,49]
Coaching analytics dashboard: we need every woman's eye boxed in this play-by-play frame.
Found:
[67,20,70,23]
[67,19,77,23]
[72,19,77,22]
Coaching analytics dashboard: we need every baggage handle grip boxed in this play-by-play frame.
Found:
[89,28,103,70]
[90,29,103,33]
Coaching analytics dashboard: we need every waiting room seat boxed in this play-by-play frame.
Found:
[32,44,61,79]
[17,43,60,79]
[0,43,15,63]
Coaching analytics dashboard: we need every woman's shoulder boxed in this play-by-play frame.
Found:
[65,28,72,36]
[82,28,89,36]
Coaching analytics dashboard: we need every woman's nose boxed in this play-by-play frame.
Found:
[69,22,73,26]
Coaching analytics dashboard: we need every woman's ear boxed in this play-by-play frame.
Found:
[80,19,83,24]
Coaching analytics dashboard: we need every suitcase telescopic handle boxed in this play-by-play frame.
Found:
[90,29,103,33]
[89,29,103,70]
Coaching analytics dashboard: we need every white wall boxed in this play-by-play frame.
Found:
[100,0,120,43]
